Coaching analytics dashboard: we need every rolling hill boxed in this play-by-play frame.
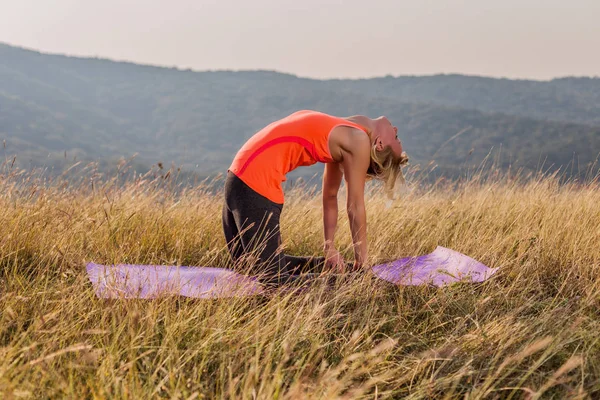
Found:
[1,42,599,180]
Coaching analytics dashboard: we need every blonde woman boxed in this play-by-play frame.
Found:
[223,110,408,286]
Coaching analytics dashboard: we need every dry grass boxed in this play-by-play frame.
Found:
[0,163,599,399]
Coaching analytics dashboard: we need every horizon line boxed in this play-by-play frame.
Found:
[2,40,599,83]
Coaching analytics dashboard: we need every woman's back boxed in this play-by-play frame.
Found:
[229,110,367,204]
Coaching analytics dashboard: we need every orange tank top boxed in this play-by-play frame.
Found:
[229,110,368,204]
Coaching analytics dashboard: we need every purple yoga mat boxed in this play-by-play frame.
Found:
[371,246,498,286]
[86,246,498,299]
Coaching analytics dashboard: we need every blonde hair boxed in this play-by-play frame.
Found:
[366,130,409,199]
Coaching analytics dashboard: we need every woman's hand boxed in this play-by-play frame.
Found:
[324,246,346,273]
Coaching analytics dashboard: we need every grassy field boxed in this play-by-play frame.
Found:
[0,165,599,399]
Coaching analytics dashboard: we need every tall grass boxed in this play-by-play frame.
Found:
[0,162,599,399]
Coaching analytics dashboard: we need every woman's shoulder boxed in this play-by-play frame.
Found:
[328,125,370,162]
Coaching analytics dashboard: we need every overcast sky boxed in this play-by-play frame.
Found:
[1,0,599,80]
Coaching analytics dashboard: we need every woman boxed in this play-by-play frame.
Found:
[222,110,408,286]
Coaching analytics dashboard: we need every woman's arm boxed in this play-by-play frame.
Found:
[322,162,343,246]
[340,131,371,268]
[322,162,345,269]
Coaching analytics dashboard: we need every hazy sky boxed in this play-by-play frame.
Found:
[1,0,599,79]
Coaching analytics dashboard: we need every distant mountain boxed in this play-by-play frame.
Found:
[1,43,599,180]
[337,75,600,127]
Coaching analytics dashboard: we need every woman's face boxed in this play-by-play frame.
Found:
[375,116,403,159]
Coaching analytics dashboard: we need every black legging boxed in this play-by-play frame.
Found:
[222,172,325,286]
